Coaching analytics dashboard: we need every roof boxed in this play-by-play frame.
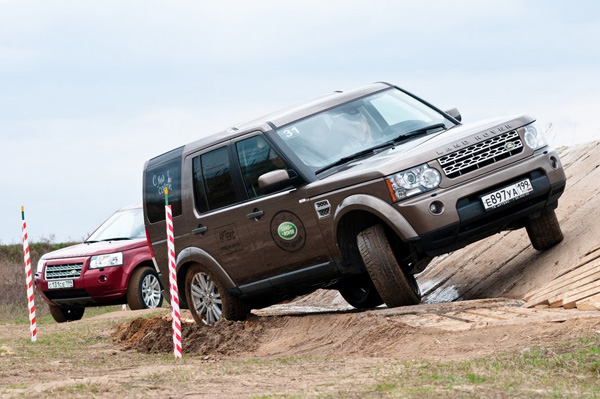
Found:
[181,82,393,156]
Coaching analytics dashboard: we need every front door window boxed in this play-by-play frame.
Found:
[235,135,289,199]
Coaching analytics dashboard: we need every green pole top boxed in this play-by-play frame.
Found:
[164,187,169,206]
[21,206,25,221]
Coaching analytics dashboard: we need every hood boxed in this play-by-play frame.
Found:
[306,114,534,196]
[41,238,147,260]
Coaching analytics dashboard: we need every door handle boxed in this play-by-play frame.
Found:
[247,209,264,220]
[192,225,208,235]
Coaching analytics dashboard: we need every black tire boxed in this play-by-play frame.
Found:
[127,266,163,310]
[185,264,249,325]
[48,304,85,323]
[339,280,384,309]
[357,224,421,307]
[526,210,564,250]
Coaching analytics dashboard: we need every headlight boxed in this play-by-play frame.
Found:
[37,258,45,274]
[90,252,123,269]
[523,123,548,150]
[385,164,442,201]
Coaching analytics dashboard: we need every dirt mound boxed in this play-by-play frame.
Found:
[112,299,600,361]
[113,314,269,356]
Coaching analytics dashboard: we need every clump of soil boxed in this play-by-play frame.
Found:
[113,314,268,356]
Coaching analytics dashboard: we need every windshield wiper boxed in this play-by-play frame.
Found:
[393,123,446,143]
[315,142,395,174]
[99,237,132,242]
[315,123,447,175]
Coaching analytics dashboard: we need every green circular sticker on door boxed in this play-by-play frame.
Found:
[270,211,306,252]
[277,222,297,240]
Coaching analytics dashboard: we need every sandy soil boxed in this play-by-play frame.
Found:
[3,141,600,398]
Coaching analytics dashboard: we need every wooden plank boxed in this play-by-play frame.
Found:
[526,266,600,304]
[553,251,600,280]
[549,298,563,308]
[575,292,600,311]
[584,244,600,257]
[559,280,600,309]
[523,256,600,301]
[576,302,600,311]
[524,268,600,307]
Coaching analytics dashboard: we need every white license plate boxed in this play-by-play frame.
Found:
[481,179,533,210]
[47,280,74,289]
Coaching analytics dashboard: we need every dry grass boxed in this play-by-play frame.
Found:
[0,242,75,322]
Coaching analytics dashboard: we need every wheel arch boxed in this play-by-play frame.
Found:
[125,259,160,288]
[175,246,236,310]
[333,194,417,272]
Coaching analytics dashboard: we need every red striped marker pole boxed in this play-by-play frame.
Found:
[21,206,37,342]
[165,188,182,359]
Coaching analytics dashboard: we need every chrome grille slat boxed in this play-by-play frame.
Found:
[437,131,523,178]
[45,263,83,280]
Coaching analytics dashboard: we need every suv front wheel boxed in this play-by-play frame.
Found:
[48,304,85,323]
[184,264,249,325]
[357,224,421,308]
[127,266,164,310]
[526,209,564,250]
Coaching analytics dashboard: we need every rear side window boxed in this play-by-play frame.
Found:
[144,158,182,223]
[192,146,236,212]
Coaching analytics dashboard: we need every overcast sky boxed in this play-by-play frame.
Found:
[1,0,599,244]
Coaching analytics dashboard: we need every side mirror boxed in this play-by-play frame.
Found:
[258,169,297,195]
[445,107,462,122]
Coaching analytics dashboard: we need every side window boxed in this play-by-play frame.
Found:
[192,146,236,212]
[236,135,288,198]
[192,157,209,214]
[144,158,182,223]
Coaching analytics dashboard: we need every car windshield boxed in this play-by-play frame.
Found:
[275,88,455,171]
[86,207,145,242]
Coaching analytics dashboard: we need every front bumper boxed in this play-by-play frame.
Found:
[398,148,566,256]
[35,261,129,307]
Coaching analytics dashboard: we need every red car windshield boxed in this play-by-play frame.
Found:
[86,208,145,242]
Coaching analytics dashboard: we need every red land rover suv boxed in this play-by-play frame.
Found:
[34,204,163,322]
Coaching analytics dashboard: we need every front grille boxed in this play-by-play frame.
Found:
[437,131,523,178]
[45,263,83,280]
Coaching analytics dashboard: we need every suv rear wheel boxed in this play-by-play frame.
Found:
[526,209,564,250]
[357,224,421,307]
[185,264,249,325]
[339,280,384,309]
[127,266,163,310]
[48,304,85,323]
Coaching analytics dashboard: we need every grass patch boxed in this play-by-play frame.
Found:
[0,242,76,324]
[358,334,600,398]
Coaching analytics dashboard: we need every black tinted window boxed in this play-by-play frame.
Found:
[144,158,182,223]
[196,146,236,210]
[192,156,209,213]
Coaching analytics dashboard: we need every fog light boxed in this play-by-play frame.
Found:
[99,275,107,283]
[429,201,444,215]
[550,156,558,169]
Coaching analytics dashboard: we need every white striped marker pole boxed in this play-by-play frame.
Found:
[165,188,182,359]
[122,304,127,311]
[21,206,37,342]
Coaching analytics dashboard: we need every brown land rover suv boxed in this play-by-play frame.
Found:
[143,82,566,325]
